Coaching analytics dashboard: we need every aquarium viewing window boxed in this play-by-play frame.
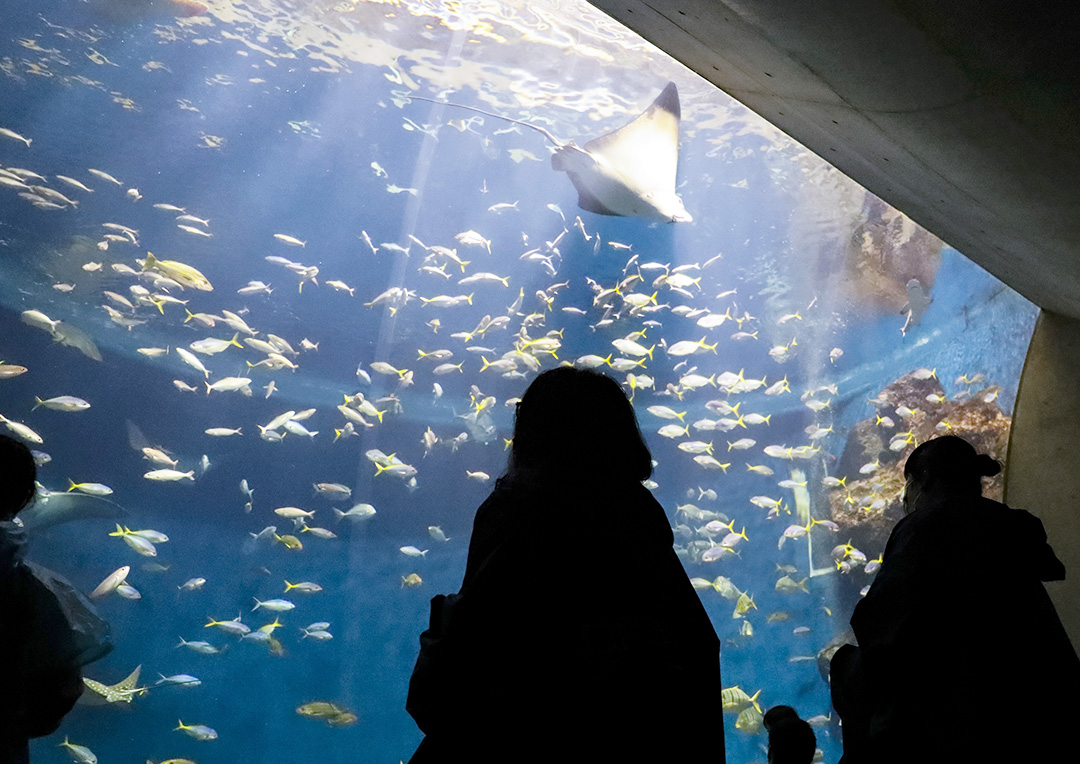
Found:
[0,1,1036,762]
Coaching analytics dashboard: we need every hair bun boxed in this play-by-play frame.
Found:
[976,454,1001,477]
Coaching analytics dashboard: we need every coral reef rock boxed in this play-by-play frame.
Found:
[829,370,1010,553]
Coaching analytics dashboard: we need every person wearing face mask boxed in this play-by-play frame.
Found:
[830,436,1079,764]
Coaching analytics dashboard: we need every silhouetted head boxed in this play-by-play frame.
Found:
[903,435,1000,512]
[508,367,652,483]
[763,705,816,764]
[0,434,37,521]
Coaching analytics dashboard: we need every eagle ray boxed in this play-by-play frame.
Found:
[409,82,691,223]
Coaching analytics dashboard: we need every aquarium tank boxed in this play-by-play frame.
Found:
[0,1,1038,762]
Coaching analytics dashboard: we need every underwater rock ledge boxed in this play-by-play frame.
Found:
[828,369,1010,553]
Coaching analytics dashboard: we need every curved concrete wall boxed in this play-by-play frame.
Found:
[1006,310,1080,654]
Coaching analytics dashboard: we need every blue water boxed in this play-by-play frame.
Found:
[0,2,1037,762]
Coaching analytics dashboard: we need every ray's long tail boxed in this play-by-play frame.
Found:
[406,94,564,147]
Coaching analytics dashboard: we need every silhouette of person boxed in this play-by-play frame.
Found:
[0,435,111,764]
[407,367,724,763]
[763,706,816,764]
[831,435,1080,764]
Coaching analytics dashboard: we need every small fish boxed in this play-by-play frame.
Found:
[205,377,252,395]
[360,230,379,255]
[694,455,730,472]
[273,533,302,550]
[67,480,113,496]
[0,127,32,147]
[175,720,218,741]
[120,527,169,544]
[720,686,762,713]
[859,460,881,475]
[238,280,273,296]
[334,504,376,522]
[190,334,243,355]
[205,616,250,636]
[157,673,201,687]
[735,706,763,734]
[730,592,756,622]
[88,168,123,185]
[112,528,157,558]
[666,337,717,357]
[176,637,221,654]
[59,737,96,764]
[274,233,306,247]
[252,597,295,612]
[283,420,317,438]
[455,229,491,253]
[775,575,810,594]
[0,363,28,378]
[274,506,315,520]
[314,483,351,499]
[142,448,177,468]
[0,414,43,444]
[284,580,323,593]
[647,405,685,422]
[764,378,791,396]
[375,462,418,479]
[428,526,450,543]
[144,469,195,482]
[297,701,347,719]
[90,566,130,599]
[326,280,355,296]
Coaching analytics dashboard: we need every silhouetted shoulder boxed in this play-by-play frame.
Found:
[980,499,1066,581]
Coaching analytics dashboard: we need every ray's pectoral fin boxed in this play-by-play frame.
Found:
[552,81,691,223]
[553,146,619,216]
[572,183,620,216]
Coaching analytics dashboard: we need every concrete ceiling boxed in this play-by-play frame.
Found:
[589,0,1080,318]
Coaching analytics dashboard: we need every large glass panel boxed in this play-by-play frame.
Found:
[0,2,1036,762]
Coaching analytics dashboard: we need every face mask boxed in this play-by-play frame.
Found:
[902,477,921,515]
